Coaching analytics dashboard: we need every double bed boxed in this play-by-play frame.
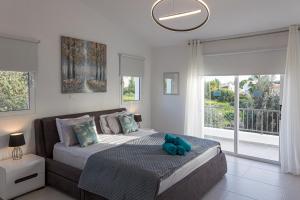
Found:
[34,108,227,200]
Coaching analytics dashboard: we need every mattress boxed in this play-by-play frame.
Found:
[53,129,219,194]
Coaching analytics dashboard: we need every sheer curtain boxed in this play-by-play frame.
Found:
[280,25,300,175]
[184,40,205,138]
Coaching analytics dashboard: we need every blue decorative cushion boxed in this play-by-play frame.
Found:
[72,118,99,147]
[118,114,138,134]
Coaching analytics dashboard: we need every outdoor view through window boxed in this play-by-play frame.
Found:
[0,71,31,112]
[122,76,141,101]
[204,75,281,161]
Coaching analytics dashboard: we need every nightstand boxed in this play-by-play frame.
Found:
[139,128,157,132]
[0,154,45,200]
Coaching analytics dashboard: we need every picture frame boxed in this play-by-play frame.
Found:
[61,36,107,93]
[163,72,179,95]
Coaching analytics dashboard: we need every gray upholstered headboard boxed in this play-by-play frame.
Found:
[34,108,126,158]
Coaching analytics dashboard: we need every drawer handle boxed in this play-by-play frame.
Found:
[15,173,38,184]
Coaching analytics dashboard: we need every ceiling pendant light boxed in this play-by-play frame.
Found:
[151,0,210,32]
[159,9,202,21]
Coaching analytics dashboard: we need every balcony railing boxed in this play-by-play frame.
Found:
[205,106,281,136]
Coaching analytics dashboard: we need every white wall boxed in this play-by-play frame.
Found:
[0,0,152,160]
[151,32,288,134]
[151,46,188,134]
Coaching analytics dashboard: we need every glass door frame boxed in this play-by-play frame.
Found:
[216,75,281,165]
[233,76,239,155]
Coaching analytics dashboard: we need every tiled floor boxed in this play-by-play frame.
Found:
[16,155,300,200]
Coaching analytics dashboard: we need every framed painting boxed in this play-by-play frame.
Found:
[61,36,107,93]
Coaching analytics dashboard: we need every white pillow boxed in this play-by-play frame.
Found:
[56,115,90,143]
[99,111,127,134]
[106,115,122,134]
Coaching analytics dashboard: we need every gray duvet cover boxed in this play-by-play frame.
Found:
[79,133,220,200]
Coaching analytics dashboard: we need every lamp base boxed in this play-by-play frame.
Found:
[12,147,23,160]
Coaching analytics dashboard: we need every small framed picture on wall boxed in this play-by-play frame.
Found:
[163,72,179,95]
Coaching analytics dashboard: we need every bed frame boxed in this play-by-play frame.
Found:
[34,108,227,200]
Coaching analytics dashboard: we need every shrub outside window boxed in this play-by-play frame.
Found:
[122,76,141,102]
[0,71,34,113]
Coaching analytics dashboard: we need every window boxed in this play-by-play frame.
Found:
[119,54,144,103]
[0,35,38,115]
[122,76,141,102]
[0,71,33,113]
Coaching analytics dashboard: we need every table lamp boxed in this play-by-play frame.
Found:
[9,132,25,160]
[134,114,142,128]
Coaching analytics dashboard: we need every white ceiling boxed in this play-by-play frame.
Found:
[83,0,300,47]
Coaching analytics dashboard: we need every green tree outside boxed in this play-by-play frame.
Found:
[123,77,136,101]
[205,75,281,133]
[0,71,30,112]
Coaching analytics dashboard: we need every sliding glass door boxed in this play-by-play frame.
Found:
[204,75,281,162]
[204,76,235,153]
[238,75,281,161]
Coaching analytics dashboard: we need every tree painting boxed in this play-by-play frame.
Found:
[86,41,107,92]
[61,36,107,93]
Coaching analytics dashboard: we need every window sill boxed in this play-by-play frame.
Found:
[121,100,143,105]
[0,109,35,118]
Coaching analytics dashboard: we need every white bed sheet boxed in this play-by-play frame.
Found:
[53,129,219,194]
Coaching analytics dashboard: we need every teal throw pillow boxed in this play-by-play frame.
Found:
[72,118,99,147]
[118,114,138,134]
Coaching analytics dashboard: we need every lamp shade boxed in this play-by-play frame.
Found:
[134,114,142,123]
[9,133,25,147]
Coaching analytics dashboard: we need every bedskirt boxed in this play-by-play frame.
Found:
[46,152,227,200]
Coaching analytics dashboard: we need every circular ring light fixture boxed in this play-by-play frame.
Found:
[151,0,210,32]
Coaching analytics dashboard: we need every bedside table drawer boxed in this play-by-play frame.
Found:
[6,163,45,185]
[5,172,45,199]
[15,173,38,184]
[0,155,45,199]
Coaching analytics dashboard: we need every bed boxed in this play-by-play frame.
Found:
[34,108,227,200]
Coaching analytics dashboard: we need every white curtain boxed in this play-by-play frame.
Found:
[280,25,300,175]
[184,40,205,138]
